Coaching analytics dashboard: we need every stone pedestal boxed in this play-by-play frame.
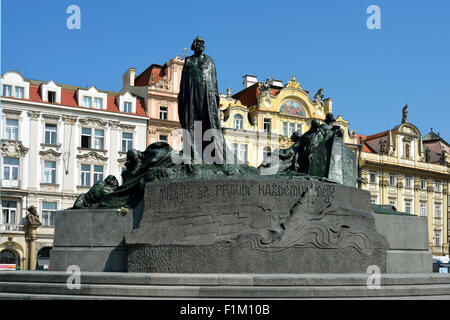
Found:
[125,177,389,273]
[25,227,38,271]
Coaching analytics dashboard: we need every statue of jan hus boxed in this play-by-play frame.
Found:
[177,36,224,162]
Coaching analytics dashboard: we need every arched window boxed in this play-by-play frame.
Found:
[0,249,19,265]
[234,114,243,130]
[37,247,52,270]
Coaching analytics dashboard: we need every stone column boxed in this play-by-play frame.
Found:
[24,206,42,271]
[25,227,38,270]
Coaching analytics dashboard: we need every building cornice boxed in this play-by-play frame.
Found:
[1,98,149,121]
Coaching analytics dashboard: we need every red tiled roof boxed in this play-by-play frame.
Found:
[23,84,147,117]
[135,64,165,86]
[356,134,376,153]
[232,83,281,107]
[364,131,389,141]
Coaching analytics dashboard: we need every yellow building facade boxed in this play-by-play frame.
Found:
[219,76,353,167]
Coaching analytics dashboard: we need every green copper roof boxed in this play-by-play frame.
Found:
[371,204,413,216]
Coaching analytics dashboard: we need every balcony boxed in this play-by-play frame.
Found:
[0,224,24,233]
[1,179,21,189]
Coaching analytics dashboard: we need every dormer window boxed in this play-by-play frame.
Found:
[124,102,132,113]
[83,96,92,108]
[94,97,103,109]
[3,85,12,97]
[77,86,107,110]
[1,71,30,99]
[41,80,61,103]
[116,91,136,113]
[48,91,56,103]
[15,87,24,99]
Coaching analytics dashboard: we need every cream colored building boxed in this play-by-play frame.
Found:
[0,71,148,270]
[355,108,450,256]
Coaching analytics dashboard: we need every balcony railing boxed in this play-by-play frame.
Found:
[1,179,21,189]
[0,224,24,232]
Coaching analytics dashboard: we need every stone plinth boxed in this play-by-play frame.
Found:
[125,177,389,273]
[50,209,133,272]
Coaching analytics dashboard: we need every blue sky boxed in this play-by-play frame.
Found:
[2,0,449,140]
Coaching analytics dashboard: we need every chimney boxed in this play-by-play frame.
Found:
[270,79,283,88]
[123,67,136,88]
[242,75,258,88]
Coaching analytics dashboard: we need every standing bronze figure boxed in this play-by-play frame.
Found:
[178,36,223,161]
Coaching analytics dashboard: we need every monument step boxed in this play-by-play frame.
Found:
[1,272,450,299]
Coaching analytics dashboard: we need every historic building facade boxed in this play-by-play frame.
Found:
[219,75,354,167]
[0,71,148,270]
[356,107,450,256]
[121,56,184,151]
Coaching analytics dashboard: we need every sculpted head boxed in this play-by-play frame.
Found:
[191,36,205,55]
[104,175,119,188]
[325,113,336,125]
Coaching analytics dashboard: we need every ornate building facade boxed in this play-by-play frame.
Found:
[356,107,450,256]
[121,56,184,151]
[219,75,354,167]
[0,71,148,270]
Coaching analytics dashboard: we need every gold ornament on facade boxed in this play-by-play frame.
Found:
[286,76,302,89]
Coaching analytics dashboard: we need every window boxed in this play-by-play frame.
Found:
[421,179,427,190]
[81,164,103,186]
[93,165,103,184]
[231,143,239,164]
[3,85,12,97]
[3,157,19,188]
[369,173,376,184]
[420,202,427,217]
[263,147,271,162]
[435,181,442,193]
[83,96,92,108]
[296,123,302,134]
[124,102,132,113]
[159,135,168,142]
[45,124,57,145]
[81,128,92,148]
[239,144,248,164]
[434,231,441,246]
[15,87,24,99]
[435,204,442,218]
[289,123,295,137]
[43,161,56,184]
[263,119,271,134]
[94,97,103,109]
[371,198,377,204]
[47,91,56,103]
[234,114,243,130]
[282,122,288,136]
[1,201,17,225]
[389,199,396,207]
[80,164,91,186]
[122,133,133,152]
[5,119,18,140]
[405,177,412,189]
[405,201,412,214]
[389,175,396,186]
[94,129,104,150]
[159,106,168,120]
[42,202,57,226]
